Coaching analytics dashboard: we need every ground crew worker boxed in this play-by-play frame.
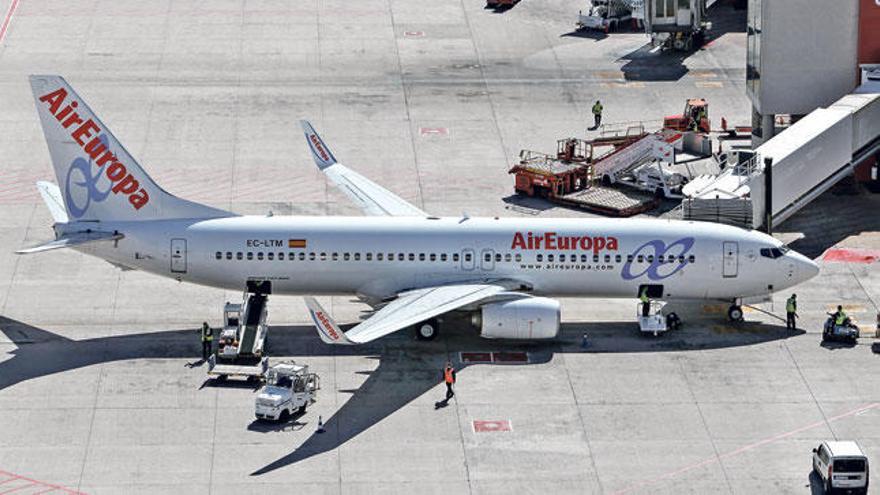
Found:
[200,321,213,360]
[785,294,798,330]
[639,287,650,317]
[591,100,603,130]
[443,362,456,400]
[834,305,848,326]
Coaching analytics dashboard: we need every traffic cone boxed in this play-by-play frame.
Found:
[316,415,325,434]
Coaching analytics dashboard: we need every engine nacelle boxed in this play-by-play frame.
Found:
[475,297,560,339]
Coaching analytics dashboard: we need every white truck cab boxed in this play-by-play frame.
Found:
[255,362,320,422]
[812,441,869,494]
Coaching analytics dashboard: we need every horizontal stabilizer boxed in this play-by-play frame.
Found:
[16,230,123,254]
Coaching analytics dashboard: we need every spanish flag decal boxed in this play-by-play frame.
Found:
[288,239,307,248]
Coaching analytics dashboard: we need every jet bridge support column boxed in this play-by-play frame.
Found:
[764,157,773,235]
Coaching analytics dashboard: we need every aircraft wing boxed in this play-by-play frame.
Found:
[304,283,513,344]
[299,120,428,217]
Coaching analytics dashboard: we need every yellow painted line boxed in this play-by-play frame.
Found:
[695,81,723,88]
[600,82,645,88]
[597,71,622,80]
[692,70,718,79]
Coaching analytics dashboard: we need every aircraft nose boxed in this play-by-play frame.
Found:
[792,250,819,282]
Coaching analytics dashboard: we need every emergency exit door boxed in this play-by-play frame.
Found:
[170,238,187,273]
[722,241,738,278]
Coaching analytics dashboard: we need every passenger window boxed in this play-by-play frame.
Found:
[604,255,610,262]
[454,253,460,262]
[636,255,643,263]
[319,252,326,261]
[300,253,306,261]
[441,254,448,262]
[333,253,339,261]
[278,252,284,260]
[504,253,511,262]
[668,255,675,263]
[366,253,373,261]
[537,254,543,262]
[548,254,554,262]
[515,254,522,262]
[581,254,587,262]
[646,255,654,262]
[289,252,295,261]
[354,253,361,261]
[627,255,633,262]
[399,253,405,261]
[593,255,599,262]
[247,252,254,260]
[559,254,566,262]
[419,253,426,261]
[309,253,315,261]
[430,253,436,261]
[343,253,349,261]
[226,252,232,260]
[688,255,695,263]
[484,253,491,262]
[615,255,621,263]
[464,253,472,262]
[267,252,274,261]
[377,253,384,261]
[495,253,502,262]
[236,252,243,260]
[678,255,685,263]
[215,251,222,260]
[257,252,264,260]
[408,253,415,261]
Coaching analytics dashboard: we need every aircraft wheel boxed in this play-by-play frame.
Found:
[727,305,744,322]
[415,319,439,341]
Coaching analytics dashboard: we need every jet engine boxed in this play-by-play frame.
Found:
[473,297,561,339]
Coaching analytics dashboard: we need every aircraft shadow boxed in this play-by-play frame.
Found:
[0,314,802,475]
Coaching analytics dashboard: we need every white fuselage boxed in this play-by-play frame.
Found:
[71,215,818,302]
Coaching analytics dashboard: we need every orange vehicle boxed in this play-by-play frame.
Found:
[663,98,710,133]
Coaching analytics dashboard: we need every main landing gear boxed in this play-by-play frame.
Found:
[414,318,440,341]
[727,304,744,322]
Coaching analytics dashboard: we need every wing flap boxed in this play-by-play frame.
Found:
[299,120,428,217]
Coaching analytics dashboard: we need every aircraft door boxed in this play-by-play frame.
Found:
[170,238,187,273]
[461,248,475,271]
[722,241,738,278]
[481,249,495,271]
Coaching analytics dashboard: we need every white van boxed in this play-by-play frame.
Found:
[812,441,869,494]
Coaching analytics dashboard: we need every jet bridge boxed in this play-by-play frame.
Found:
[681,76,880,229]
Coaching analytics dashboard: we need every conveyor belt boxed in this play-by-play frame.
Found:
[239,293,266,354]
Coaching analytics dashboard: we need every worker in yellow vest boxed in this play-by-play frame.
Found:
[443,362,456,401]
[200,321,213,360]
[591,100,603,130]
[785,294,798,330]
[834,306,848,326]
[639,287,650,317]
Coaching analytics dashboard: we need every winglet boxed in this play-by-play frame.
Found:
[304,297,354,345]
[299,121,337,170]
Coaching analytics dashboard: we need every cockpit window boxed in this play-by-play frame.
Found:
[760,247,788,259]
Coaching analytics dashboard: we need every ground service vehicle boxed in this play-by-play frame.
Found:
[255,363,320,422]
[823,314,860,344]
[664,98,710,133]
[812,441,869,494]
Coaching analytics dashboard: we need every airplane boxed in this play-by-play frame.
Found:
[19,75,820,345]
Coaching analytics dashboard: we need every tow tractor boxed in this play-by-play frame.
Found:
[577,0,633,32]
[255,362,320,422]
[822,313,860,344]
[208,284,270,381]
[663,98,710,133]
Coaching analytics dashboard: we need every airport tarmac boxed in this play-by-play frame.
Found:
[0,0,879,493]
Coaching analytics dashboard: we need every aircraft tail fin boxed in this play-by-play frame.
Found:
[29,75,232,222]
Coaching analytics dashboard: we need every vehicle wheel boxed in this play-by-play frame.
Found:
[601,175,612,186]
[415,319,439,341]
[824,479,833,495]
[279,409,289,422]
[654,187,666,199]
[822,332,829,342]
[298,404,307,415]
[216,374,227,382]
[727,305,743,322]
